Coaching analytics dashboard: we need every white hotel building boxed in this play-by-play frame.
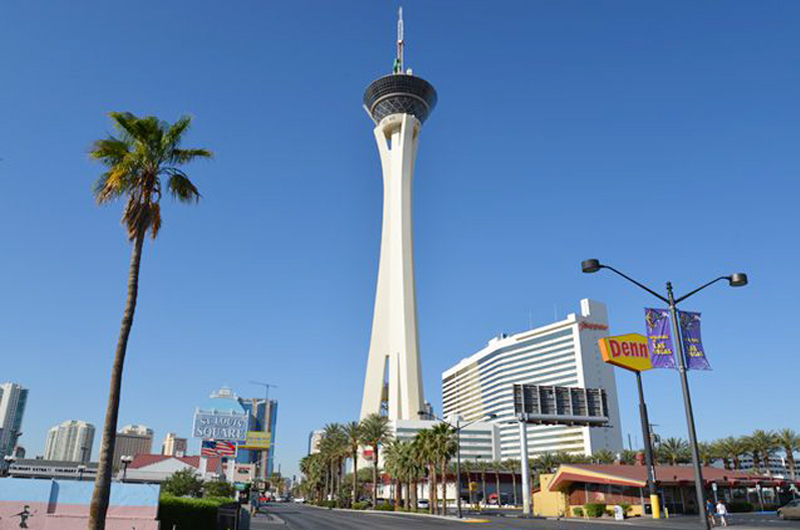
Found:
[442,299,624,460]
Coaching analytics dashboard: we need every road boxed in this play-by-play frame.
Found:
[254,503,800,530]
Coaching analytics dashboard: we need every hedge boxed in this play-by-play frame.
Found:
[158,495,237,530]
[583,503,606,518]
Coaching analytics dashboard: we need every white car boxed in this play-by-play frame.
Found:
[417,499,429,509]
[294,497,305,504]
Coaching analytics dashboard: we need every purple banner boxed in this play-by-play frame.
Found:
[644,308,677,369]
[680,311,711,370]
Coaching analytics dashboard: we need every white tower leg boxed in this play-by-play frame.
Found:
[360,113,425,421]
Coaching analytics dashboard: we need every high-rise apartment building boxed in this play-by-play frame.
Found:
[161,432,187,457]
[237,398,278,479]
[0,382,28,457]
[112,424,153,470]
[442,299,624,459]
[44,420,95,462]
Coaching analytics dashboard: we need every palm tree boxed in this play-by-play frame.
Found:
[658,437,690,465]
[320,423,347,502]
[360,413,392,507]
[591,450,616,464]
[344,421,363,505]
[300,453,326,503]
[504,459,520,506]
[88,112,210,530]
[697,441,717,467]
[746,430,779,475]
[532,452,558,474]
[716,436,747,470]
[777,429,799,480]
[432,423,457,514]
[620,450,638,465]
[415,428,439,514]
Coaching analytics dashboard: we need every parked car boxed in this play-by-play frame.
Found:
[778,500,800,520]
[417,499,429,509]
[293,497,306,504]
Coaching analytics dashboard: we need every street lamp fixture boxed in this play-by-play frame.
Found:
[581,259,747,530]
[420,410,497,518]
[120,455,134,482]
[3,455,17,477]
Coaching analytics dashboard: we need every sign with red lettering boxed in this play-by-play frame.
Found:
[598,333,652,372]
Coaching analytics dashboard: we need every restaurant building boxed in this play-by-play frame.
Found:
[534,463,793,517]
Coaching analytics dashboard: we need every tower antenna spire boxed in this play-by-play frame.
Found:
[395,7,404,74]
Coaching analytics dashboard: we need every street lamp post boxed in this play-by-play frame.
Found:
[422,411,497,518]
[3,455,17,477]
[582,259,747,530]
[120,455,134,482]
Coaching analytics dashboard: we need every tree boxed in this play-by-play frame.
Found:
[658,437,690,465]
[503,459,520,506]
[162,469,204,498]
[591,450,616,464]
[777,429,799,480]
[745,430,779,474]
[619,450,638,466]
[360,413,392,507]
[431,423,457,514]
[697,441,717,467]
[716,436,747,470]
[415,428,439,514]
[319,423,347,503]
[88,112,210,530]
[344,421,363,505]
[204,479,235,499]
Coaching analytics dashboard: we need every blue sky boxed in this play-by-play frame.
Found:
[1,1,798,479]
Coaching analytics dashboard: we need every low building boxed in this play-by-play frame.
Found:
[8,458,98,481]
[533,463,794,518]
[123,454,222,483]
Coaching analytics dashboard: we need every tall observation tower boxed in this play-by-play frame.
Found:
[360,8,437,421]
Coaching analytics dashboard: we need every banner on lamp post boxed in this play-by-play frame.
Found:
[644,308,677,369]
[680,311,711,370]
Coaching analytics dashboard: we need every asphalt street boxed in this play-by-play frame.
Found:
[254,503,800,530]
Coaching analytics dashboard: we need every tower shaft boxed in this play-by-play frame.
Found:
[360,114,424,421]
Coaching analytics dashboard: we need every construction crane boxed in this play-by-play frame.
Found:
[250,381,278,402]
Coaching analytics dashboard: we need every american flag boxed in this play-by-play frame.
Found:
[201,440,237,457]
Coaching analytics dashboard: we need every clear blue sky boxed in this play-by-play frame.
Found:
[1,1,798,479]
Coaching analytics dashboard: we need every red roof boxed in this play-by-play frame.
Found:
[549,464,777,492]
[129,454,221,471]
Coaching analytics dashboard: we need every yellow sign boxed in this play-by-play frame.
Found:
[242,431,271,450]
[598,333,652,372]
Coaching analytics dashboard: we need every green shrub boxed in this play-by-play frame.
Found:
[572,507,584,517]
[317,500,337,508]
[158,495,236,530]
[374,503,395,511]
[620,503,631,514]
[203,479,235,499]
[352,501,369,510]
[583,503,606,518]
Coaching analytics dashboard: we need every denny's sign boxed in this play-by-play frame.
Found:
[598,333,652,372]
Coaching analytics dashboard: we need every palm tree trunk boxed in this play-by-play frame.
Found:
[496,470,501,506]
[428,464,435,514]
[353,450,358,505]
[441,460,449,515]
[88,229,145,530]
[372,445,379,507]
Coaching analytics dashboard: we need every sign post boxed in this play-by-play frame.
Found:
[599,333,661,519]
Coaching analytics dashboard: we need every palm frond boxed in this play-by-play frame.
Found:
[163,115,193,149]
[167,173,201,203]
[169,148,213,165]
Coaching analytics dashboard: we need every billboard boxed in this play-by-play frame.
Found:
[192,411,248,441]
[241,431,271,450]
[512,384,609,426]
[598,333,652,372]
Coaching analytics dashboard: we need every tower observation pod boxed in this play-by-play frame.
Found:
[360,8,438,421]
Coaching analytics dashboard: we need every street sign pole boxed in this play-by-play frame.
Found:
[636,371,661,519]
[519,419,531,517]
